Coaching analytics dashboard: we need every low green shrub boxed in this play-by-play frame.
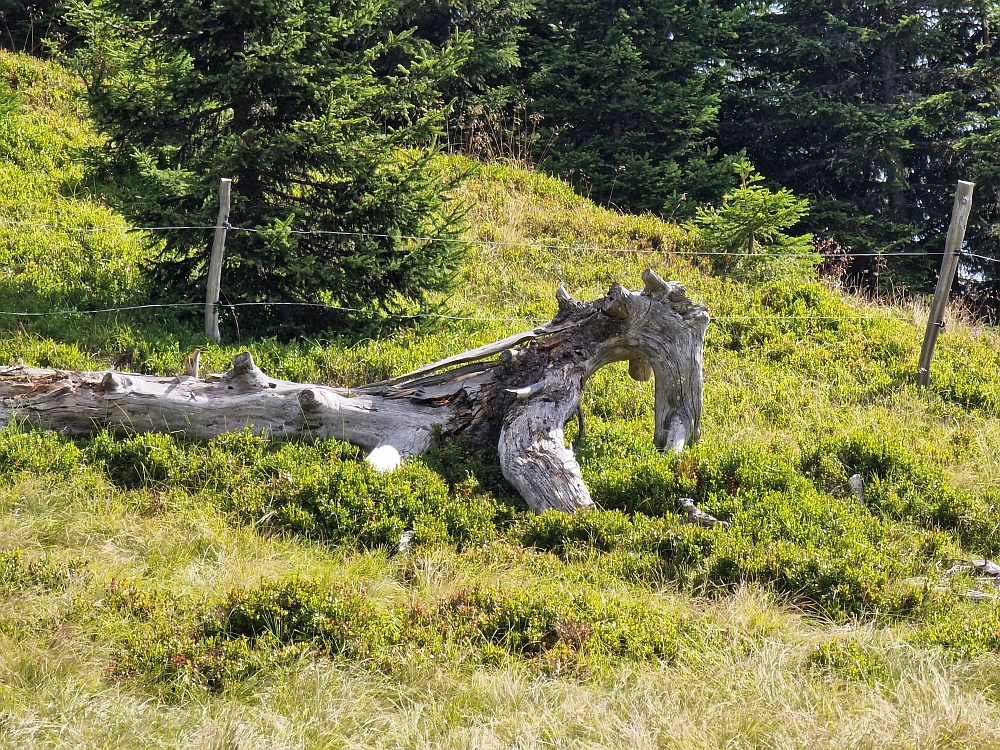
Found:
[931,332,1000,413]
[801,433,998,552]
[0,548,88,592]
[82,431,504,550]
[203,581,401,660]
[110,625,310,692]
[437,585,684,662]
[515,505,931,620]
[257,459,501,548]
[581,428,808,516]
[705,512,928,618]
[0,54,153,315]
[0,423,977,622]
[908,597,1000,657]
[107,579,386,691]
[561,437,952,618]
[517,509,667,554]
[423,433,519,503]
[101,578,172,620]
[0,426,83,477]
[808,639,887,682]
[107,576,694,691]
[86,431,180,488]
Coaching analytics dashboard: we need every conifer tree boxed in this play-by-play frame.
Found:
[520,0,738,214]
[720,0,1000,293]
[689,159,814,281]
[393,0,533,118]
[67,0,470,335]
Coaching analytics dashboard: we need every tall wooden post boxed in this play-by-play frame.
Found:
[205,178,232,344]
[917,180,974,387]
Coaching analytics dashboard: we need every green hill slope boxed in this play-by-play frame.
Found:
[0,53,149,313]
[3,53,1000,747]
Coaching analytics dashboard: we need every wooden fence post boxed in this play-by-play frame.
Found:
[917,180,974,387]
[205,178,232,344]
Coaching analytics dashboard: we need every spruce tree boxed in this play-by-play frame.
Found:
[720,0,1000,293]
[689,159,814,280]
[67,0,470,335]
[393,0,534,119]
[519,0,738,214]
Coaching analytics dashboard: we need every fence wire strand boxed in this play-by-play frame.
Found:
[0,218,954,259]
[0,299,915,325]
[0,217,975,326]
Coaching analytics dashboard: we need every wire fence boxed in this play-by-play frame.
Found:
[0,217,979,326]
[0,299,919,326]
[0,218,960,258]
[0,301,543,324]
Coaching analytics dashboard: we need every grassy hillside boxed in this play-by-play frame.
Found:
[4,52,1000,747]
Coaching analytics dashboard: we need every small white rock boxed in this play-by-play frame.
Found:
[848,473,865,505]
[398,530,415,554]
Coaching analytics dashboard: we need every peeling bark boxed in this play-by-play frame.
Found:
[0,270,709,513]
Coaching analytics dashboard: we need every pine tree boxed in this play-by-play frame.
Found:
[67,0,470,335]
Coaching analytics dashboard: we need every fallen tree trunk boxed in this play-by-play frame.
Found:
[0,270,709,512]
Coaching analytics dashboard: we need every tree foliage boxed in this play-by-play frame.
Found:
[519,0,738,214]
[689,159,815,279]
[67,0,470,335]
[37,0,1000,304]
[393,0,534,119]
[719,0,1000,293]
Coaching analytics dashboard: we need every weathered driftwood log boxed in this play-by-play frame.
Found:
[0,270,708,512]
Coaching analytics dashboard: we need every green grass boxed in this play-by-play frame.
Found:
[0,52,151,314]
[6,51,1000,747]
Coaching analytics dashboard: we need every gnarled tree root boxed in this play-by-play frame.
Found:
[0,270,709,512]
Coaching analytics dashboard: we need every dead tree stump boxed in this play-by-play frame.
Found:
[0,270,709,512]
